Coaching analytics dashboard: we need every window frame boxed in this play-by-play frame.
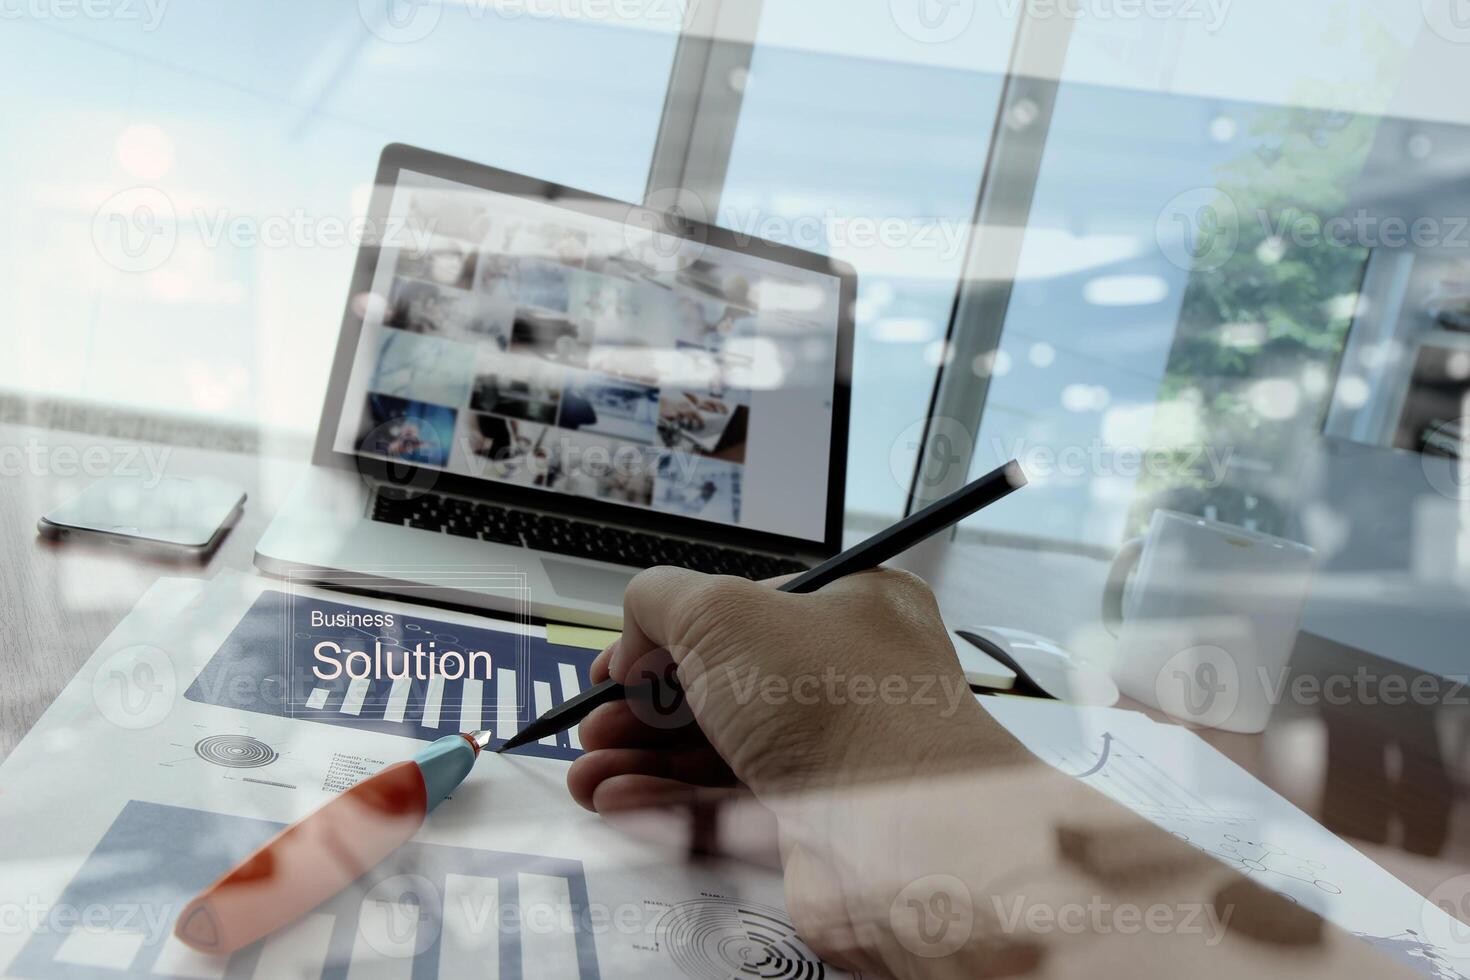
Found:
[651,4,1071,521]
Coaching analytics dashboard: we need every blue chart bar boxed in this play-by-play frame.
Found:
[9,800,601,980]
[184,591,598,761]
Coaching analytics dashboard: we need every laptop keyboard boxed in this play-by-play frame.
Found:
[370,489,811,581]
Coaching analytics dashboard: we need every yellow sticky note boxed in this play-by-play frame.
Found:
[546,624,622,651]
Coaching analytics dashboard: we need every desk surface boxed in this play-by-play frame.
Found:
[2,422,1467,910]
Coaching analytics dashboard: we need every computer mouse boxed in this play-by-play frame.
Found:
[954,626,1119,706]
[946,627,1018,690]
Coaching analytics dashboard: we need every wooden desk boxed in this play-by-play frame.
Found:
[2,421,1467,915]
[920,537,1470,904]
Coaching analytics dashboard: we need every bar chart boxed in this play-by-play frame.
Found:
[9,800,601,980]
[185,591,598,761]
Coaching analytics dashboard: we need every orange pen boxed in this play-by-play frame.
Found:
[174,731,490,955]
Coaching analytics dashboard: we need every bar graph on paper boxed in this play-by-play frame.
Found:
[184,591,598,761]
[1048,733,1253,826]
[8,800,600,980]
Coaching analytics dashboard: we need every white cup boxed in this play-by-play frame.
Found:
[1102,510,1315,734]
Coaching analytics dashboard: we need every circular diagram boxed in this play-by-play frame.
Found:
[194,734,277,769]
[655,899,833,980]
[1178,833,1342,895]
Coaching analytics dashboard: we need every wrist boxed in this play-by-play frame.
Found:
[815,706,1049,972]
[839,694,1038,784]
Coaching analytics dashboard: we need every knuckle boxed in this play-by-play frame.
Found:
[682,575,764,638]
[880,567,931,593]
[872,568,936,607]
[697,573,756,603]
[689,574,756,618]
[860,569,945,636]
[627,564,693,604]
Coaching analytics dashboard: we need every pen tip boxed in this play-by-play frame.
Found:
[497,732,528,753]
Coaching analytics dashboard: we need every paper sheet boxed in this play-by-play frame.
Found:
[8,572,1462,979]
[0,573,847,980]
[980,696,1470,979]
[546,624,623,652]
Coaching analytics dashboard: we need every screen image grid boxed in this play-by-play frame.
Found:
[184,591,598,761]
[352,177,783,531]
[9,800,600,980]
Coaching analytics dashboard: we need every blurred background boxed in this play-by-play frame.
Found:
[5,0,1469,618]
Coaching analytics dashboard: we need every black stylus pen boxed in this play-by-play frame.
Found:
[497,459,1027,752]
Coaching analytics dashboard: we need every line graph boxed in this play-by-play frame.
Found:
[1051,732,1253,826]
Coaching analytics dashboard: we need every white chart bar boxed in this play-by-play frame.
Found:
[441,874,500,978]
[422,676,445,729]
[151,934,228,979]
[383,678,411,723]
[460,679,483,732]
[556,663,582,750]
[54,929,146,970]
[305,687,330,710]
[496,668,518,742]
[517,874,578,976]
[346,899,419,980]
[340,678,370,717]
[252,914,335,980]
[534,682,556,746]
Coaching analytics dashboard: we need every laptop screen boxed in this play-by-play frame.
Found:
[332,170,844,544]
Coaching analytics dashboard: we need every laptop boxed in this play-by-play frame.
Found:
[255,144,856,628]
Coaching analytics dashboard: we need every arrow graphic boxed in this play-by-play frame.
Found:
[1072,733,1113,779]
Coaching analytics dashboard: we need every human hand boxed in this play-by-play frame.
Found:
[567,566,1015,807]
[566,567,1033,974]
[566,568,1414,980]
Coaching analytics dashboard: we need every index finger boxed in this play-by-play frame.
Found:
[589,644,616,684]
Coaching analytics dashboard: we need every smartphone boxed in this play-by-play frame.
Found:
[38,475,246,561]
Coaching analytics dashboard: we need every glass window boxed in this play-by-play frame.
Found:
[962,2,1427,550]
[0,6,680,433]
[716,0,1016,523]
